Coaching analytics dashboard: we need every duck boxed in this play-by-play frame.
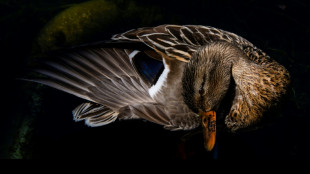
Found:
[30,24,290,151]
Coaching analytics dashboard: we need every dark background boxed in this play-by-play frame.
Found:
[1,0,309,160]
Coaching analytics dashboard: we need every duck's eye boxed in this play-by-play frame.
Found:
[199,87,204,95]
[199,74,207,95]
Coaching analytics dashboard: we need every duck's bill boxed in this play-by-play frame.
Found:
[200,111,216,151]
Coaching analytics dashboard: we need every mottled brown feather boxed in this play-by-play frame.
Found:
[32,24,290,133]
[112,25,290,132]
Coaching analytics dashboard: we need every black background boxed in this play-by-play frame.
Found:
[1,0,309,160]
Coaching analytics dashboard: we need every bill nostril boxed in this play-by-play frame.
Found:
[203,117,207,124]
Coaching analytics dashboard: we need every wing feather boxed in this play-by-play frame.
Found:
[30,46,195,128]
[31,24,259,130]
[113,24,256,63]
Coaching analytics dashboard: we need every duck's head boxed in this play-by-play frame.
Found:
[181,42,290,151]
[182,42,237,114]
[182,42,238,151]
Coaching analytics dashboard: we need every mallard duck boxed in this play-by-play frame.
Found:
[30,25,290,151]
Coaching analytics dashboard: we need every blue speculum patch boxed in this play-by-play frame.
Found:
[133,52,164,85]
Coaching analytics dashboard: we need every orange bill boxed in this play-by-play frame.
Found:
[201,111,216,151]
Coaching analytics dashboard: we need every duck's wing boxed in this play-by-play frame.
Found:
[30,44,198,130]
[112,24,255,62]
[30,46,165,126]
[31,24,276,131]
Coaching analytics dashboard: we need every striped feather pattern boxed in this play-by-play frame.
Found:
[112,24,290,132]
[30,46,199,130]
[30,24,286,132]
[112,25,255,62]
[35,48,154,110]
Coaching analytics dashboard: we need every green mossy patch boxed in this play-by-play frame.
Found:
[37,0,119,52]
[35,0,164,54]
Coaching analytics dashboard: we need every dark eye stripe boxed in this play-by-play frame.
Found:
[199,73,207,95]
[199,73,207,110]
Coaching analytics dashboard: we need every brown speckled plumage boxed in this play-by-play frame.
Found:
[114,25,290,132]
[30,24,290,148]
[227,47,290,131]
[180,41,290,131]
